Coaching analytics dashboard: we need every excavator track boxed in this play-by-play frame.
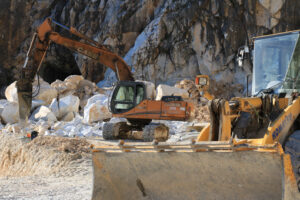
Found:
[102,122,126,139]
[103,122,169,141]
[143,124,169,142]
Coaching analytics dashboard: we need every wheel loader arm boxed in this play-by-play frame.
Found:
[17,18,134,122]
[262,96,300,145]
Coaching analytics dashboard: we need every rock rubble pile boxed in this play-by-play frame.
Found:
[0,75,209,138]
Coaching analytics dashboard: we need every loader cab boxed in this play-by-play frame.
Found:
[110,81,146,114]
[252,31,300,96]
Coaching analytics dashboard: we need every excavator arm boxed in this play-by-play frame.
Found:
[17,18,134,122]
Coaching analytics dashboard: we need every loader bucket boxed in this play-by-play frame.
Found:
[92,143,299,200]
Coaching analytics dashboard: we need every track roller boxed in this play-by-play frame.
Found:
[103,122,129,140]
[143,124,169,142]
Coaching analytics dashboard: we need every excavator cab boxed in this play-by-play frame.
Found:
[110,81,146,114]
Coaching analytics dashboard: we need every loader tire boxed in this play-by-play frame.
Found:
[102,122,124,140]
[143,124,169,142]
[285,130,300,191]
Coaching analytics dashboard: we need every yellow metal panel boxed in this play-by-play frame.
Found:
[263,97,300,145]
[196,124,210,141]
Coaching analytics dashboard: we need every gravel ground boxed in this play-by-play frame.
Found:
[0,131,94,200]
[0,173,92,200]
[0,121,204,200]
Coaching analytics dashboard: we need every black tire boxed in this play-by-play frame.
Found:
[285,130,300,191]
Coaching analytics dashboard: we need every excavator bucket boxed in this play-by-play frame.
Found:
[92,142,299,200]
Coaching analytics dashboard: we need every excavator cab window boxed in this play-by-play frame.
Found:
[136,85,144,105]
[110,81,146,114]
[114,86,135,110]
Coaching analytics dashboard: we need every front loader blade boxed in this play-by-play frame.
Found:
[16,79,32,123]
[92,143,299,200]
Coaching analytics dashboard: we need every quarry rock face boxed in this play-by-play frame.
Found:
[0,0,299,98]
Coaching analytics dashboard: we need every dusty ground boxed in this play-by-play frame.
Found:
[0,174,92,200]
[0,118,207,200]
[0,132,94,200]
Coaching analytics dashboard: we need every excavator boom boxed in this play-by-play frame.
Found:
[17,18,133,122]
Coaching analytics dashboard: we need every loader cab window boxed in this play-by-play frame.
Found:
[282,37,300,91]
[252,33,300,95]
[110,82,146,114]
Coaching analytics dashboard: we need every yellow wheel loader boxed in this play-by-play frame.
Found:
[92,30,300,200]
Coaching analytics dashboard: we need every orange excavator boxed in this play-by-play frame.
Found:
[17,18,194,141]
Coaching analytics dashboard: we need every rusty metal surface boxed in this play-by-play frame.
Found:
[92,146,285,200]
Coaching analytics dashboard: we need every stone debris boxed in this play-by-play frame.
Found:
[31,99,46,111]
[83,94,111,124]
[51,76,105,112]
[30,106,57,123]
[5,81,18,102]
[0,100,19,124]
[49,95,80,120]
[5,77,58,105]
[175,80,200,100]
[156,84,189,100]
[61,112,75,122]
[32,77,58,105]
[51,75,83,97]
[1,74,209,139]
[136,80,156,99]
